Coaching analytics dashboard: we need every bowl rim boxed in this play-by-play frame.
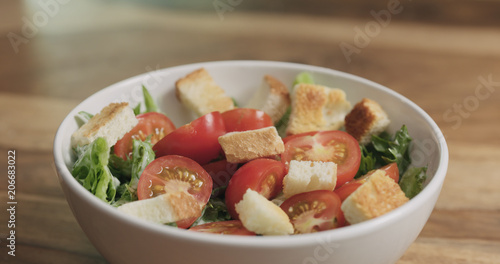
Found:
[53,60,449,248]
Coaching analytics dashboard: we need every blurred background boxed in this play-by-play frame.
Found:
[1,0,499,263]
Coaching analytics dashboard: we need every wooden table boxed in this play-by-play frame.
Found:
[1,0,499,263]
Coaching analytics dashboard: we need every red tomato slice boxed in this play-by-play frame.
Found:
[114,112,176,160]
[334,163,399,202]
[281,130,361,188]
[153,112,226,165]
[137,155,213,228]
[334,182,363,202]
[202,159,239,192]
[221,108,273,132]
[225,158,287,220]
[378,162,399,182]
[280,190,344,233]
[189,220,256,236]
[282,131,318,144]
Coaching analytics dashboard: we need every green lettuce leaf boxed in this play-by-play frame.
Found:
[130,138,155,190]
[108,153,132,181]
[112,138,155,206]
[72,137,119,203]
[293,72,315,86]
[399,166,428,199]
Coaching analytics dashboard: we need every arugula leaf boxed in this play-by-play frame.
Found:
[371,125,412,176]
[232,97,239,108]
[72,137,119,203]
[399,166,427,199]
[355,145,377,178]
[133,103,142,116]
[132,86,159,115]
[142,85,159,113]
[191,197,231,227]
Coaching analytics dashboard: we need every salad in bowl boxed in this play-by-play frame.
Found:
[53,61,448,264]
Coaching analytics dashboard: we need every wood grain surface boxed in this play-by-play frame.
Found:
[0,0,499,263]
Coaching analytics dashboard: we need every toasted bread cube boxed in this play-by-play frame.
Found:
[117,191,202,224]
[235,189,294,236]
[175,68,235,116]
[283,160,337,198]
[218,126,284,163]
[71,102,138,148]
[245,75,291,123]
[286,84,351,135]
[341,170,409,224]
[344,98,390,145]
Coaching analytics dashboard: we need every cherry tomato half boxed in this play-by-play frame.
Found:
[137,155,213,228]
[221,108,273,132]
[280,190,344,234]
[225,158,287,220]
[153,112,226,165]
[114,112,176,160]
[334,163,399,202]
[282,131,318,145]
[189,220,256,236]
[202,159,239,192]
[281,130,361,188]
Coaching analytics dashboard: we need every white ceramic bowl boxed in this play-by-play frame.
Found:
[54,61,448,264]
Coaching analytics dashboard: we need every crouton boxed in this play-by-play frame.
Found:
[71,102,138,148]
[286,84,351,135]
[117,191,202,224]
[245,75,291,123]
[235,189,294,236]
[218,126,284,163]
[344,98,390,145]
[283,160,337,198]
[175,68,235,117]
[341,170,409,224]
